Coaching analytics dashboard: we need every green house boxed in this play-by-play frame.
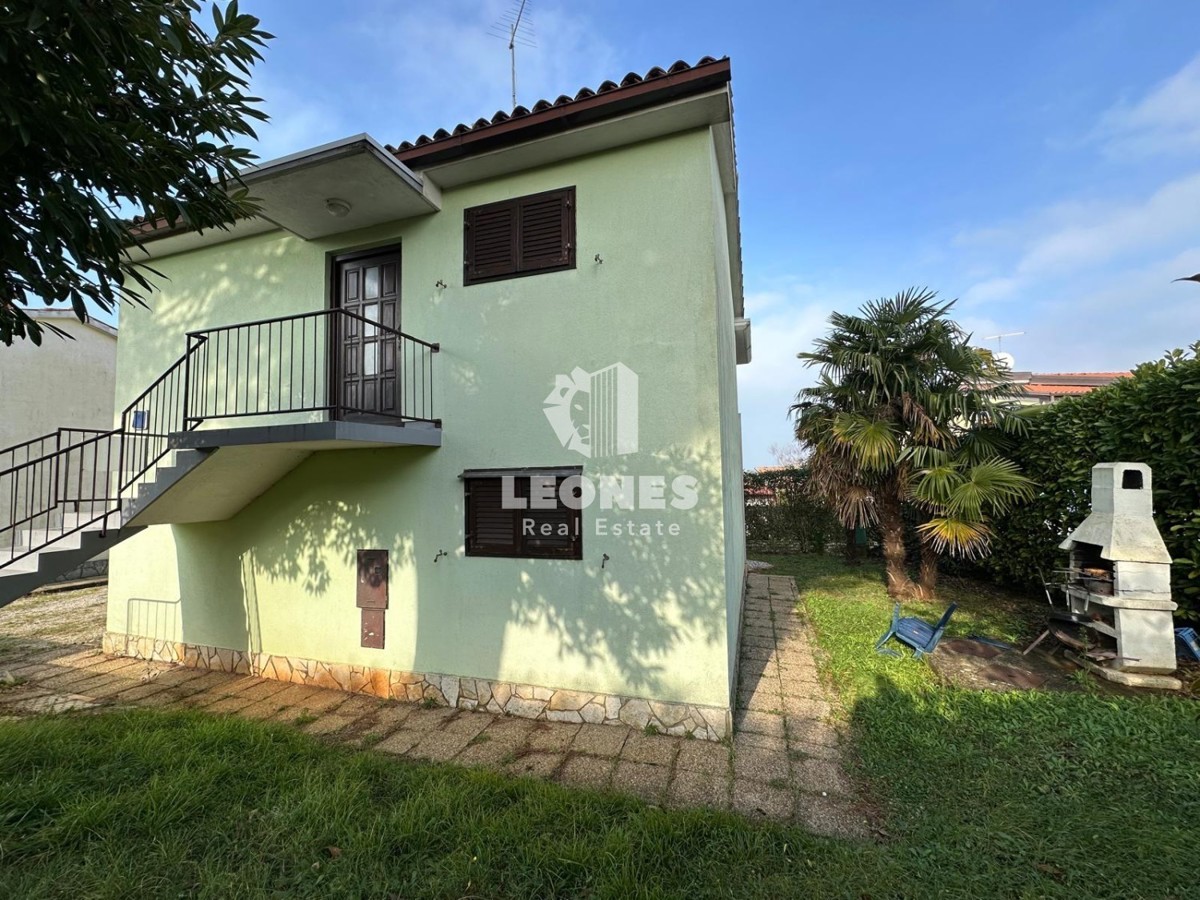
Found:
[0,57,752,739]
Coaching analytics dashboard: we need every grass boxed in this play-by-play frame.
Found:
[0,710,877,899]
[762,553,1200,898]
[0,556,1195,897]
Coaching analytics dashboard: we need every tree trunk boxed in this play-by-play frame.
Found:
[843,527,861,565]
[917,541,939,600]
[876,492,918,599]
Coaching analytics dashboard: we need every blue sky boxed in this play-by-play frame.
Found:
[143,1,1200,465]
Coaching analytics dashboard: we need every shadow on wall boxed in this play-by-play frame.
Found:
[171,447,425,659]
[164,439,728,703]
[411,439,729,700]
[119,235,298,411]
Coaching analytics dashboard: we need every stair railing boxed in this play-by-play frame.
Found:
[1,429,122,564]
[118,345,203,499]
[0,346,203,566]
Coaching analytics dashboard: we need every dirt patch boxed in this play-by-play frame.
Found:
[0,584,106,659]
[929,637,1182,698]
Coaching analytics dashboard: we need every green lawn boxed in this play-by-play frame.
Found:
[0,556,1196,898]
[765,553,1200,898]
[0,710,873,899]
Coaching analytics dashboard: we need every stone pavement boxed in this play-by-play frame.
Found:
[0,574,868,839]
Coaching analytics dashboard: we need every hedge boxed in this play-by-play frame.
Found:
[743,467,842,555]
[982,344,1200,616]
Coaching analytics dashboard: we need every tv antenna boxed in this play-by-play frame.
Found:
[982,331,1025,354]
[488,0,537,108]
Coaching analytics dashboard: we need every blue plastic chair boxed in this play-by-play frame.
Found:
[875,602,958,659]
[1175,627,1200,663]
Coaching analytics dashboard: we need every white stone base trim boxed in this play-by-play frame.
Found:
[102,632,731,741]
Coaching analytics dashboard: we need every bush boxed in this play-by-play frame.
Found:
[743,467,842,554]
[983,344,1200,616]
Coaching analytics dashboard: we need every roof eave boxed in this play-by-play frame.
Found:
[395,58,732,170]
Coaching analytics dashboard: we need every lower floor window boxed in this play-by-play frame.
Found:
[463,468,582,559]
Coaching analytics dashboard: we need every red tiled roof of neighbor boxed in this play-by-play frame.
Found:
[1025,384,1098,395]
[390,56,731,168]
[1023,371,1131,396]
[1034,372,1131,379]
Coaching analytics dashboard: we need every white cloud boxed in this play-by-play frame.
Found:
[1015,171,1200,276]
[1096,54,1200,159]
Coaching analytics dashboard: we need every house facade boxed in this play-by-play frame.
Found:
[0,57,750,738]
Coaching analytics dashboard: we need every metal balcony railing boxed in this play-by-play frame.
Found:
[183,308,440,426]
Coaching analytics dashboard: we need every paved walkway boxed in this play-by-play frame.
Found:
[0,574,867,838]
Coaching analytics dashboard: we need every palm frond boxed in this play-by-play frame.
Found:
[917,517,992,558]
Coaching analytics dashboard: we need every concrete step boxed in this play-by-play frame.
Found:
[0,515,143,609]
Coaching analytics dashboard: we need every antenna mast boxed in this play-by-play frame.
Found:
[489,1,536,108]
[982,331,1025,354]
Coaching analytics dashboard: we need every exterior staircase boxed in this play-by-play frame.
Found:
[0,308,440,609]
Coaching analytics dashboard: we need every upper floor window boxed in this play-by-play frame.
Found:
[463,187,576,285]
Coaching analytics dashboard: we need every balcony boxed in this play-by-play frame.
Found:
[170,307,440,450]
[116,307,441,526]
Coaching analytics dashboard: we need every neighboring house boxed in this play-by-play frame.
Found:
[744,465,789,506]
[0,57,752,739]
[0,309,118,449]
[1010,371,1130,404]
[0,310,118,581]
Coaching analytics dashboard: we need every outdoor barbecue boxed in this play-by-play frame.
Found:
[1049,462,1181,690]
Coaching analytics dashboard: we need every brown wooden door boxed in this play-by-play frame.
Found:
[334,249,400,420]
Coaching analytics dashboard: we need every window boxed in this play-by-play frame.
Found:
[463,468,583,559]
[463,187,576,284]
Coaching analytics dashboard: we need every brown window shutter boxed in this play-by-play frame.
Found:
[518,188,574,272]
[519,476,582,559]
[463,470,583,560]
[464,187,576,285]
[466,478,518,555]
[464,201,518,284]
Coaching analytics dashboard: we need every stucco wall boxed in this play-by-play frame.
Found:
[108,127,742,710]
[0,317,117,446]
[708,134,748,697]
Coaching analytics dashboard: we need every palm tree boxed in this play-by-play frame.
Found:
[791,288,1035,599]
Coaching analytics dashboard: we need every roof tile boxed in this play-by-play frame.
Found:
[391,56,728,162]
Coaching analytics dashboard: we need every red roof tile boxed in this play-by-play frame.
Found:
[1025,384,1098,395]
[390,56,731,168]
[1032,372,1131,379]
